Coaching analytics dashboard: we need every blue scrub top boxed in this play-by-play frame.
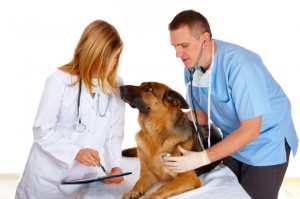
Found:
[184,39,298,166]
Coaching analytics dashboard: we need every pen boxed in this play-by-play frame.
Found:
[100,162,109,175]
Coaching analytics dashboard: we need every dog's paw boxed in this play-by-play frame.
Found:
[122,191,142,199]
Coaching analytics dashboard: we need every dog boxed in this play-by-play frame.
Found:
[120,82,222,199]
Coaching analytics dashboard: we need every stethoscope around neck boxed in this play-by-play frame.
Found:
[75,79,110,133]
[187,40,215,151]
[187,69,205,151]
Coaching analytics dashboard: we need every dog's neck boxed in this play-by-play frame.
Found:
[138,109,192,138]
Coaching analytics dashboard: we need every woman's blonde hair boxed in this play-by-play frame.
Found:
[59,20,123,95]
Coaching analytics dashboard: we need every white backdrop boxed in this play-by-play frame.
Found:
[0,0,299,177]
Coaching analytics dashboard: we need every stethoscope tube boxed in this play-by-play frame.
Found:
[188,68,205,151]
[188,40,215,150]
[77,80,82,123]
[76,80,86,133]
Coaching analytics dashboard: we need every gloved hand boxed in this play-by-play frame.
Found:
[163,146,210,173]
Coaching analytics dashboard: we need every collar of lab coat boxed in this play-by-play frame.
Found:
[81,82,110,114]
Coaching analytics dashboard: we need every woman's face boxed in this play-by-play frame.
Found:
[92,48,121,78]
[107,48,121,75]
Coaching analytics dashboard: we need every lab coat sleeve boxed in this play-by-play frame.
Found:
[32,73,81,168]
[103,77,125,169]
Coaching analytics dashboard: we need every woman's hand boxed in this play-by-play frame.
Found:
[103,167,124,184]
[75,148,100,167]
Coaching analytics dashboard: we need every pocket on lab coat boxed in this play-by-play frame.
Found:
[69,129,92,148]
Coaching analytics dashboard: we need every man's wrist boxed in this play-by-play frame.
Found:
[199,150,210,166]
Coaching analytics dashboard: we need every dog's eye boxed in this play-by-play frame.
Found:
[146,87,153,92]
[145,84,153,92]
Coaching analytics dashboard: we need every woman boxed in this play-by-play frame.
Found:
[15,20,125,199]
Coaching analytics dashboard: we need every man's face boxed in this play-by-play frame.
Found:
[170,25,203,68]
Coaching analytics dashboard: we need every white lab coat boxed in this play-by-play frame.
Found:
[15,70,125,199]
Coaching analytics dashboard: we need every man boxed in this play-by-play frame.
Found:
[163,9,298,199]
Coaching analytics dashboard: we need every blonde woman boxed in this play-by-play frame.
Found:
[15,20,125,199]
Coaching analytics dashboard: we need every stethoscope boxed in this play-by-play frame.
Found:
[76,80,86,133]
[187,40,215,151]
[76,80,110,133]
[188,68,206,151]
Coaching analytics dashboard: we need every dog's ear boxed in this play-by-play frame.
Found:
[165,90,189,109]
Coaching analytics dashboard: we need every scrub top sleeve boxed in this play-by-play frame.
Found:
[33,75,81,168]
[230,61,271,120]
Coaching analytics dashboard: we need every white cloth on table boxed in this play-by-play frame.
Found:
[83,157,250,199]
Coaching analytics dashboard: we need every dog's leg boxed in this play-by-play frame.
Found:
[122,167,159,199]
[143,171,201,199]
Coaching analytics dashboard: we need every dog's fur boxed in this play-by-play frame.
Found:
[120,82,222,199]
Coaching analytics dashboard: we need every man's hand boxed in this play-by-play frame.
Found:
[163,146,210,173]
[75,148,100,167]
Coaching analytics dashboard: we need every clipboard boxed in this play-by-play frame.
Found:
[61,172,132,184]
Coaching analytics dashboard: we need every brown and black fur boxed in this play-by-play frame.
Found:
[120,82,222,199]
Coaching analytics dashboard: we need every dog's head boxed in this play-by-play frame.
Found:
[119,82,189,115]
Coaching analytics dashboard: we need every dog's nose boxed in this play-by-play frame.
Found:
[119,86,127,94]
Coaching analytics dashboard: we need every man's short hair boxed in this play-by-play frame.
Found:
[169,9,212,39]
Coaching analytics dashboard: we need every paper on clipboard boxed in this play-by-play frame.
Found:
[61,172,132,184]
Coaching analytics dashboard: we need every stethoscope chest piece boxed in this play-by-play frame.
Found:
[77,121,86,133]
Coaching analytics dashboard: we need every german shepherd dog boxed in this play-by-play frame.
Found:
[120,82,222,199]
